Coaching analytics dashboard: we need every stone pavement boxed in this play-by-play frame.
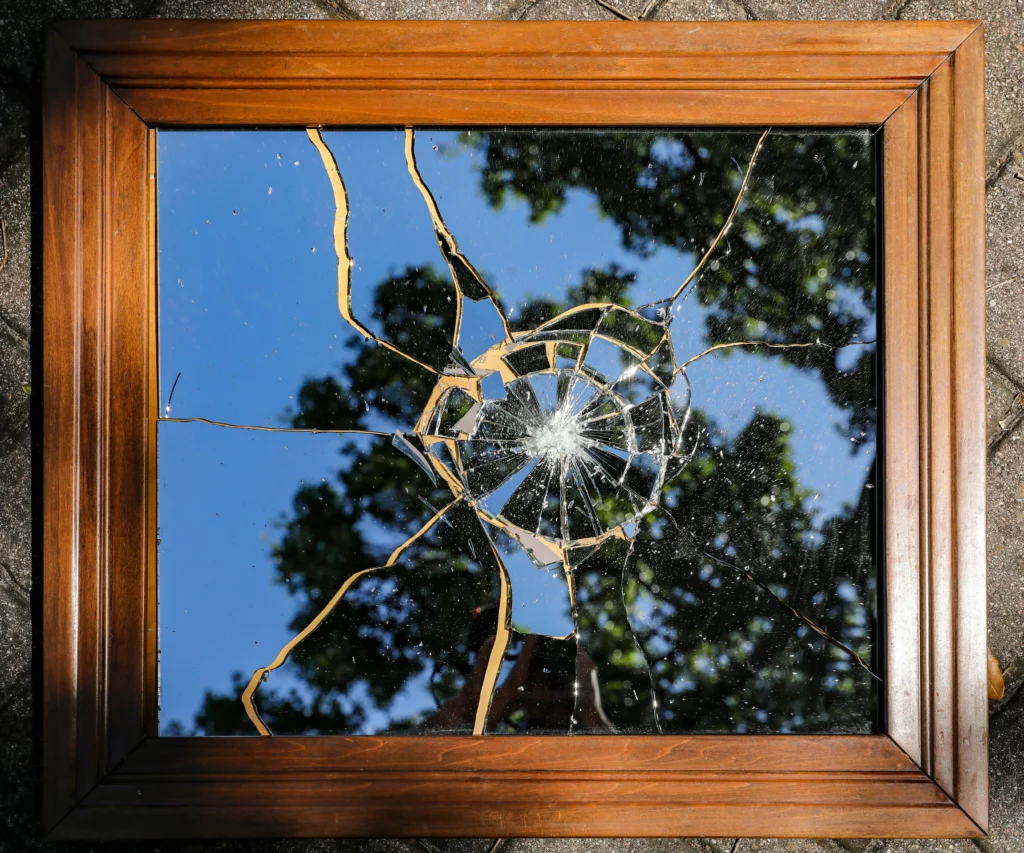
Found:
[0,0,1020,851]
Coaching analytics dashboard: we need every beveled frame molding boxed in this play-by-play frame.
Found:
[42,20,987,839]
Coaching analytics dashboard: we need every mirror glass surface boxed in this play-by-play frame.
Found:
[157,128,879,736]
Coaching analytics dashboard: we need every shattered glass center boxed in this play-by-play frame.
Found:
[527,393,586,459]
[441,330,681,550]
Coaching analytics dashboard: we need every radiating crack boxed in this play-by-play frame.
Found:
[405,128,514,346]
[676,338,876,374]
[159,416,392,437]
[622,537,663,733]
[307,127,442,376]
[242,498,460,736]
[679,527,881,682]
[670,129,769,305]
[473,531,514,734]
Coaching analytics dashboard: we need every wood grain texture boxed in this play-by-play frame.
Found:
[42,19,988,840]
[52,20,980,127]
[924,58,956,796]
[881,25,987,834]
[950,26,988,832]
[119,733,919,774]
[53,19,980,56]
[109,88,912,127]
[884,92,923,769]
[72,48,107,808]
[43,27,153,834]
[56,735,977,841]
[105,84,150,770]
[52,804,979,841]
[57,795,974,840]
[42,29,84,832]
[925,56,954,794]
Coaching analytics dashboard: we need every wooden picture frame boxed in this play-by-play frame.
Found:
[42,20,987,840]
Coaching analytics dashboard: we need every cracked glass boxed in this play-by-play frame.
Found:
[156,127,880,736]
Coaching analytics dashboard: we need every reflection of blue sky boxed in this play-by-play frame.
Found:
[683,344,875,525]
[159,132,345,427]
[158,129,875,733]
[158,423,335,729]
[413,131,692,311]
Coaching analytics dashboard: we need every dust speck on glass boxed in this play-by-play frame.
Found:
[157,127,880,737]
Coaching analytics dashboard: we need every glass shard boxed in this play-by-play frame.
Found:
[392,431,437,485]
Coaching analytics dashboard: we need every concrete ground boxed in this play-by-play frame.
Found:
[0,0,1021,850]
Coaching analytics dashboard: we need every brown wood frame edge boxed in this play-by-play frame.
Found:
[42,20,987,840]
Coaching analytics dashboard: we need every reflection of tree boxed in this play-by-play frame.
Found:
[508,263,635,333]
[191,131,877,736]
[461,130,877,444]
[289,265,455,431]
[573,410,876,733]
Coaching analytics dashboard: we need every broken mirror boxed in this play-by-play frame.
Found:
[157,128,880,737]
